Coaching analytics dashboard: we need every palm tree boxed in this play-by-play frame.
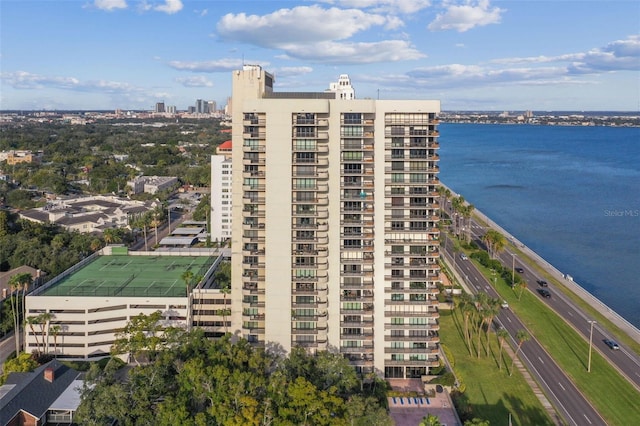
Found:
[9,273,33,356]
[458,293,474,355]
[150,211,162,246]
[510,329,530,376]
[461,204,475,243]
[496,328,510,370]
[474,292,489,358]
[25,316,42,355]
[38,312,54,353]
[484,298,501,356]
[516,280,527,301]
[419,413,442,426]
[103,228,121,245]
[181,270,194,296]
[49,324,62,357]
[8,281,22,356]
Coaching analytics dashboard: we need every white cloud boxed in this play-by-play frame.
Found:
[216,6,422,64]
[281,40,425,64]
[428,0,504,32]
[94,0,127,11]
[321,0,433,15]
[154,0,183,14]
[1,71,137,93]
[176,76,214,87]
[167,58,248,72]
[490,35,640,73]
[274,67,314,77]
[218,6,389,46]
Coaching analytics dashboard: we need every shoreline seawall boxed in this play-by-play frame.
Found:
[444,184,640,343]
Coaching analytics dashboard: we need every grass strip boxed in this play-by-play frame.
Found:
[472,259,640,425]
[439,309,554,426]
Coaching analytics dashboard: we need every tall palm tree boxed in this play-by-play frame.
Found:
[8,281,22,356]
[458,293,474,355]
[510,329,530,376]
[484,298,501,356]
[49,324,62,357]
[25,316,42,355]
[181,270,194,296]
[9,273,33,356]
[496,328,510,370]
[150,211,162,246]
[474,293,489,358]
[517,280,527,301]
[38,312,54,353]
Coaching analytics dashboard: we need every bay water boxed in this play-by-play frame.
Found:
[438,123,640,328]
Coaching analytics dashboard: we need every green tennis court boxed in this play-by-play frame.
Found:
[40,254,216,298]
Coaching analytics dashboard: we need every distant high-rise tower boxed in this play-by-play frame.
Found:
[230,65,441,379]
[155,102,165,113]
[196,99,208,114]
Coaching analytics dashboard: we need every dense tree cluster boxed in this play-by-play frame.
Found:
[77,322,393,426]
[0,118,225,201]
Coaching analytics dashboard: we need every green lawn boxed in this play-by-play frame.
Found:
[439,309,554,426]
[472,260,640,426]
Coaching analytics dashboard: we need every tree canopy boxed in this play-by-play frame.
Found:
[77,318,393,426]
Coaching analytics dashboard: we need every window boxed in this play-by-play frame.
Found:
[294,178,316,189]
[343,113,362,124]
[391,294,404,301]
[391,317,404,325]
[294,139,317,150]
[343,151,363,161]
[295,152,316,163]
[343,163,362,174]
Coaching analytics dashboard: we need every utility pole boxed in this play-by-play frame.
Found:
[588,320,596,372]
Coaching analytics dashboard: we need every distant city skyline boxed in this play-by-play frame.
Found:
[1,1,639,111]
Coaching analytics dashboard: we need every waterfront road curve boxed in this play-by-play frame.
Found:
[463,214,640,393]
[444,199,640,393]
[443,234,607,426]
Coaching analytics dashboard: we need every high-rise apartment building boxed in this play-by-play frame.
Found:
[230,65,441,379]
[211,140,233,243]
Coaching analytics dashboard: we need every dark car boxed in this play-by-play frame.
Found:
[604,339,620,350]
[537,280,548,287]
[537,288,551,298]
[515,267,525,274]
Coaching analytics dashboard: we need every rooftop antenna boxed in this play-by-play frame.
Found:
[377,89,380,100]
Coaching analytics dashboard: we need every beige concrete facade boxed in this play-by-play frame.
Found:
[231,65,442,379]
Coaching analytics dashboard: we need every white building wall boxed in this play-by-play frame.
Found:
[211,155,232,243]
[24,296,188,359]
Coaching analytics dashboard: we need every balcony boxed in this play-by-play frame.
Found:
[384,335,439,342]
[242,145,266,153]
[384,347,439,354]
[384,310,439,318]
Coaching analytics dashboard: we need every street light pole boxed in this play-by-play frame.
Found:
[511,253,515,287]
[588,320,596,372]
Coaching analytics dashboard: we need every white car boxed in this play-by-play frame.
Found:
[460,253,469,260]
[501,300,509,309]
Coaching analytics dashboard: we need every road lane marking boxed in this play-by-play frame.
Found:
[558,382,566,391]
[583,414,592,424]
[538,357,544,364]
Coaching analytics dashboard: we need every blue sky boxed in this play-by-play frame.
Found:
[1,0,639,111]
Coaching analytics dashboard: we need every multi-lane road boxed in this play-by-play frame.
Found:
[445,235,606,426]
[443,203,640,425]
